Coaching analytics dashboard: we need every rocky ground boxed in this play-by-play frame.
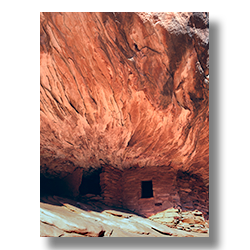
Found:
[40,195,209,237]
[149,208,209,234]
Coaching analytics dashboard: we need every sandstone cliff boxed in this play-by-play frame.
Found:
[40,12,209,216]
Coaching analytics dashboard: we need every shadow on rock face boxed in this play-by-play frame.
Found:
[40,167,84,198]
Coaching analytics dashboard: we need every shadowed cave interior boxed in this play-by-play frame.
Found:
[79,169,101,196]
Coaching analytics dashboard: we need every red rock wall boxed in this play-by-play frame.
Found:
[40,12,209,182]
[40,12,209,216]
[100,165,123,207]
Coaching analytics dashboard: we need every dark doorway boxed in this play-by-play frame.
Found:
[141,180,153,198]
[79,169,101,195]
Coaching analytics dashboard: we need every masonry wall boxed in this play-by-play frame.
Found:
[122,165,180,217]
[176,170,209,219]
[99,165,209,219]
[100,165,123,207]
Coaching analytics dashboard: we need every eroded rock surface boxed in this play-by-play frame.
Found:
[40,195,209,237]
[149,207,209,233]
[40,12,209,221]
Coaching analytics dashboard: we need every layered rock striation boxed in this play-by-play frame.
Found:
[40,12,209,217]
[40,195,209,237]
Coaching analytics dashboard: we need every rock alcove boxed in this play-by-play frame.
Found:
[40,12,209,220]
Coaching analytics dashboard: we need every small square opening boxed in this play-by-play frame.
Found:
[141,180,153,198]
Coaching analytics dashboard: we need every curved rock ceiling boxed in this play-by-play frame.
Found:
[40,12,209,186]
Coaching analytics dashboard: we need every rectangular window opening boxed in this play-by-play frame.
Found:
[141,180,153,198]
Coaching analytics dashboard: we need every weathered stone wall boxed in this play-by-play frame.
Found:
[41,164,208,218]
[176,170,209,219]
[120,166,208,218]
[121,165,179,217]
[100,165,123,207]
